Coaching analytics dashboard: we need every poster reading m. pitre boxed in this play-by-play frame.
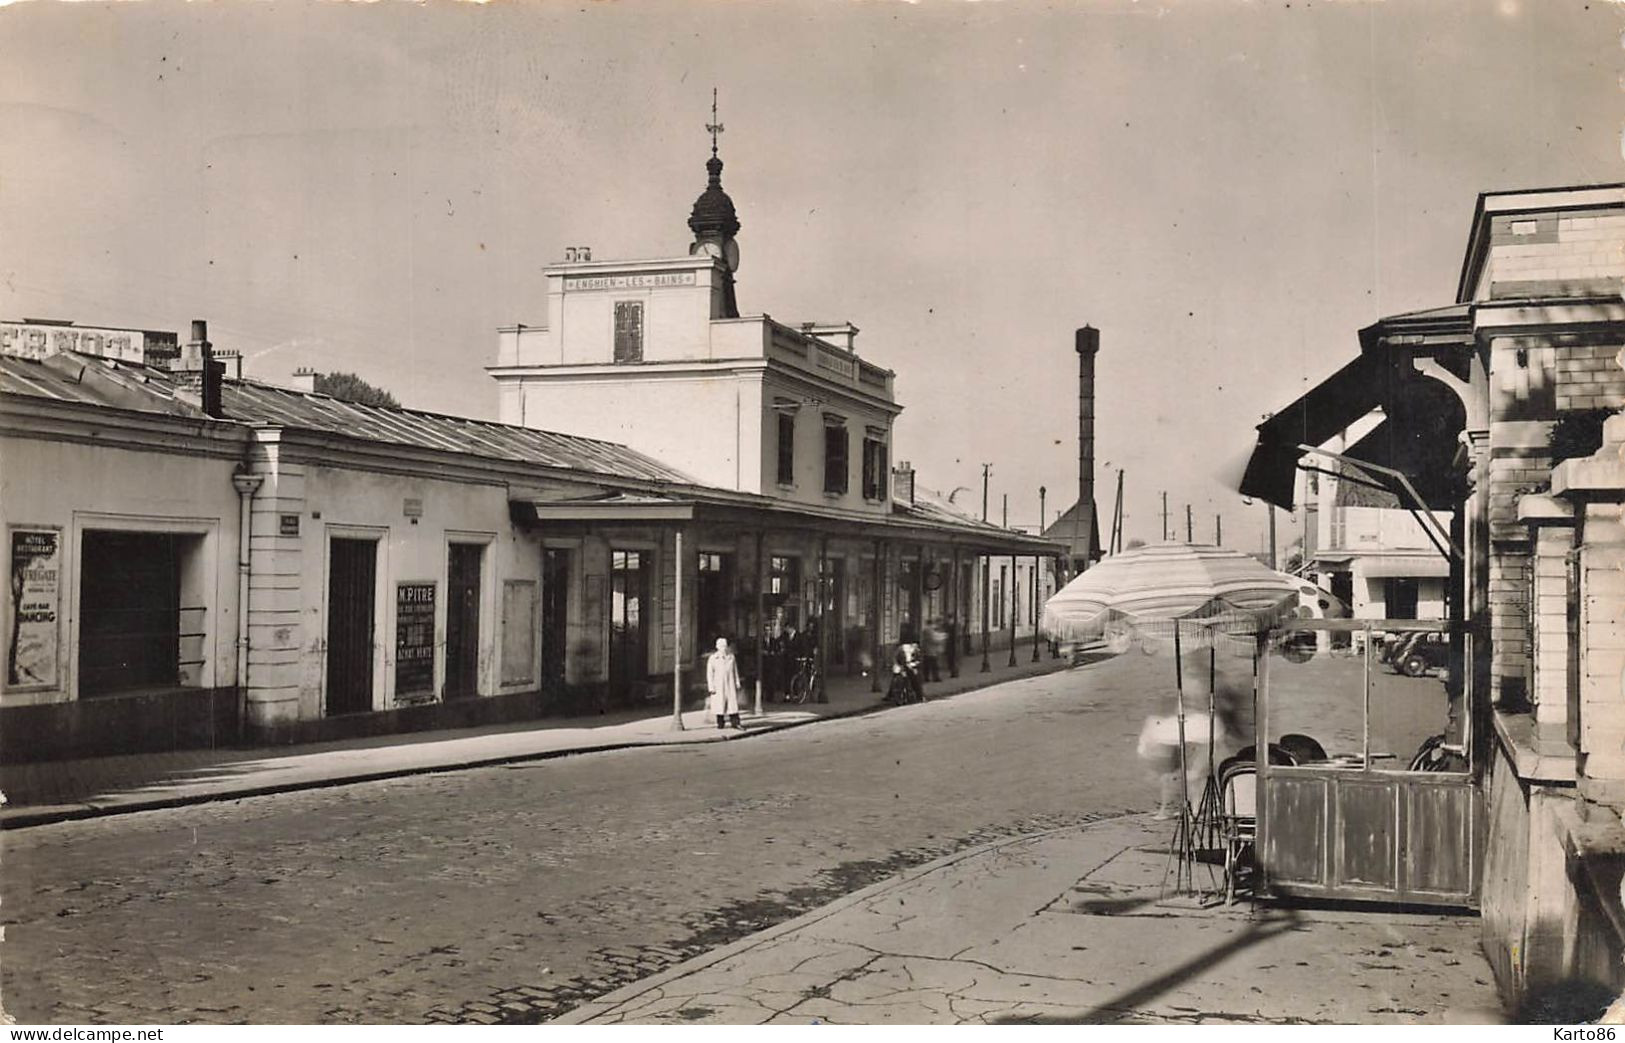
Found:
[8,528,61,689]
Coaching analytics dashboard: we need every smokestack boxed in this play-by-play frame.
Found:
[1075,326,1099,568]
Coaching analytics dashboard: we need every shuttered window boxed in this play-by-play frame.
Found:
[824,424,849,494]
[613,301,644,363]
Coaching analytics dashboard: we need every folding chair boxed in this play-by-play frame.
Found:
[1219,763,1258,906]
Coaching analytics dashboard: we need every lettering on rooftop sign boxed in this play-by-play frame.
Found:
[563,272,696,292]
[0,322,177,365]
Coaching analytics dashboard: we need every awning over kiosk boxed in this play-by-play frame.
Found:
[1240,355,1387,510]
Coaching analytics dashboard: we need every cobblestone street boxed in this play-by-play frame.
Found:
[3,656,1161,1024]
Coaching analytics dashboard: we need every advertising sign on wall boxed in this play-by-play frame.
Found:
[7,528,61,690]
[395,582,437,701]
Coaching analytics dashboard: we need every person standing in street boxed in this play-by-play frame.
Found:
[707,637,745,732]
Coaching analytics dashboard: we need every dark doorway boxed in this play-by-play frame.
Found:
[609,549,650,696]
[1384,577,1420,620]
[79,531,182,696]
[897,559,922,642]
[696,551,734,657]
[446,544,483,700]
[542,548,570,693]
[326,538,376,716]
[819,561,846,669]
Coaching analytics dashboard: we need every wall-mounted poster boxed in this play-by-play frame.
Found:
[395,582,437,701]
[8,528,61,690]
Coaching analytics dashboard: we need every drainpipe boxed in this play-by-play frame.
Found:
[232,468,265,743]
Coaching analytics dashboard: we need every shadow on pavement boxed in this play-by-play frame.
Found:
[991,907,1305,1025]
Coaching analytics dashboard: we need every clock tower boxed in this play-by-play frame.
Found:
[688,90,741,319]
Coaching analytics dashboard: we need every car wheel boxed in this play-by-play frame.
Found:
[1401,654,1429,678]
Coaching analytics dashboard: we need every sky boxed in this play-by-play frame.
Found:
[2,0,1620,553]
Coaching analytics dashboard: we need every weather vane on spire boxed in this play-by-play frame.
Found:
[706,87,724,158]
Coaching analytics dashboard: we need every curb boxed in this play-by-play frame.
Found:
[554,811,1145,1025]
[0,697,892,831]
[1,657,1075,831]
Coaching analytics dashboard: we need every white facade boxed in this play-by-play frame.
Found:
[1,399,245,707]
[1307,417,1455,620]
[489,256,901,513]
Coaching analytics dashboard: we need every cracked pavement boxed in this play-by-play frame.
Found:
[564,817,1504,1025]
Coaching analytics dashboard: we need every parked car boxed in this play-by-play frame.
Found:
[1385,631,1450,678]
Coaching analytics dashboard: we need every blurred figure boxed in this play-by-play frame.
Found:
[921,617,946,682]
[888,635,924,704]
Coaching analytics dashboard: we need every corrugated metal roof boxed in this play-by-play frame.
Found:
[218,381,696,483]
[3,352,695,485]
[894,485,1015,534]
[1,353,209,417]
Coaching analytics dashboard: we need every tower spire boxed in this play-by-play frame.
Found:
[706,87,724,159]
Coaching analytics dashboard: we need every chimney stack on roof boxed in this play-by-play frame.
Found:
[893,460,915,506]
[291,367,319,394]
[173,319,224,418]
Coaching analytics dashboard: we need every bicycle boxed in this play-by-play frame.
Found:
[787,655,820,704]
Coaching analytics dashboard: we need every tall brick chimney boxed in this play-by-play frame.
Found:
[173,319,225,418]
[1075,326,1099,569]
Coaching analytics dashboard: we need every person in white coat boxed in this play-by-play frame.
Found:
[707,637,745,732]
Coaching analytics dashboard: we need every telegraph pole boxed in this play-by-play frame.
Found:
[1161,492,1170,542]
[981,463,992,523]
[1215,513,1223,546]
[1002,493,1008,529]
[1185,504,1193,543]
[1112,469,1125,554]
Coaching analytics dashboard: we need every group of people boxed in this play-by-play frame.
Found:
[707,615,958,721]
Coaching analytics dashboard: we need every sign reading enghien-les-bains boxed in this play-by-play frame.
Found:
[563,272,696,292]
[7,528,61,690]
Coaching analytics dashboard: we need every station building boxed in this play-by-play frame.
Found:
[0,146,1059,762]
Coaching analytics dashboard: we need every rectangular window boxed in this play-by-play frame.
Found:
[824,424,849,495]
[862,439,889,501]
[777,413,796,485]
[613,301,644,363]
[769,555,800,598]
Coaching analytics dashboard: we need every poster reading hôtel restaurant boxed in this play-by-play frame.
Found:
[8,528,61,690]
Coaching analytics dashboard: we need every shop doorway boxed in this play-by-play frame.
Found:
[542,549,570,692]
[445,544,483,700]
[1383,578,1420,620]
[326,537,377,716]
[696,551,734,656]
[79,531,185,696]
[818,560,846,669]
[609,549,650,695]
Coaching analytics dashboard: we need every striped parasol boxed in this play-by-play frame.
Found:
[1041,542,1298,654]
[1043,543,1297,897]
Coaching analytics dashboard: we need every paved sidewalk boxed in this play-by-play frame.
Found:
[0,649,1070,829]
[559,814,1506,1026]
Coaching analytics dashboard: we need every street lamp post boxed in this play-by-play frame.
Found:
[1007,554,1018,668]
[980,552,991,673]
